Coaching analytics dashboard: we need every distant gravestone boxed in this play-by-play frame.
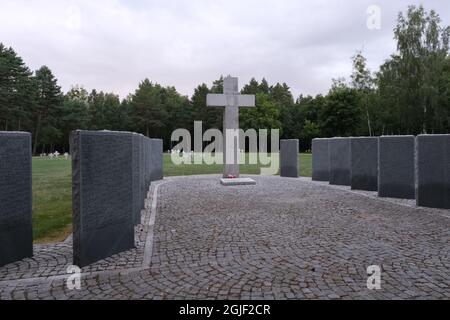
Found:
[329,138,351,186]
[416,134,450,209]
[280,139,299,178]
[378,136,415,199]
[350,137,378,191]
[0,132,33,267]
[312,138,329,181]
[150,139,163,181]
[71,130,135,267]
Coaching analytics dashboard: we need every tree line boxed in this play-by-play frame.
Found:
[0,5,449,154]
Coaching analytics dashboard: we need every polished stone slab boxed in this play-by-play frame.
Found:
[378,136,415,199]
[416,134,450,209]
[280,139,299,178]
[71,130,135,267]
[350,137,378,191]
[329,138,351,186]
[312,138,329,181]
[150,139,163,181]
[0,132,33,267]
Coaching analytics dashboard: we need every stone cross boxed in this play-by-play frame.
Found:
[207,76,255,178]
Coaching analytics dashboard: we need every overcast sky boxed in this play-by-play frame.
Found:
[0,0,448,99]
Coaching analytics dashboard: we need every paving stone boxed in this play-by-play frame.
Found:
[0,176,449,300]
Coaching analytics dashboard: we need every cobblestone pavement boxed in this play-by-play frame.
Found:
[0,175,449,300]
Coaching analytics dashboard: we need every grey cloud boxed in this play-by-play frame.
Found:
[0,0,448,99]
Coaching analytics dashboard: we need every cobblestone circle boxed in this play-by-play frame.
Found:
[0,175,449,300]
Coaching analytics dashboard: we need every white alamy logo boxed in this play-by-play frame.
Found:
[66,5,82,31]
[66,265,81,290]
[367,265,381,290]
[366,5,381,30]
[171,121,280,176]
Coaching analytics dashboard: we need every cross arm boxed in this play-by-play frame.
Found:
[206,94,255,108]
[206,94,227,107]
[237,94,255,108]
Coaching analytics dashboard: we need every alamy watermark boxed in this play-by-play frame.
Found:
[367,265,382,290]
[170,121,280,175]
[66,265,81,290]
[366,5,381,30]
[66,5,82,31]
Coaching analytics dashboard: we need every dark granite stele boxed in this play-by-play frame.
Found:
[328,137,351,186]
[140,135,146,213]
[416,134,450,209]
[0,132,33,267]
[150,139,164,182]
[280,139,299,178]
[71,130,137,267]
[378,135,416,199]
[350,137,379,191]
[70,130,163,267]
[132,133,143,225]
[312,138,330,181]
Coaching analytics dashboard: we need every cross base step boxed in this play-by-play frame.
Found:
[220,178,256,186]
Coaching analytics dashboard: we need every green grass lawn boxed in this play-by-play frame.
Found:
[32,158,73,243]
[163,153,312,177]
[32,153,312,243]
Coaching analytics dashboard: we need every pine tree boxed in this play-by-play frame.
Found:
[32,65,63,154]
[0,43,34,131]
[130,79,167,137]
